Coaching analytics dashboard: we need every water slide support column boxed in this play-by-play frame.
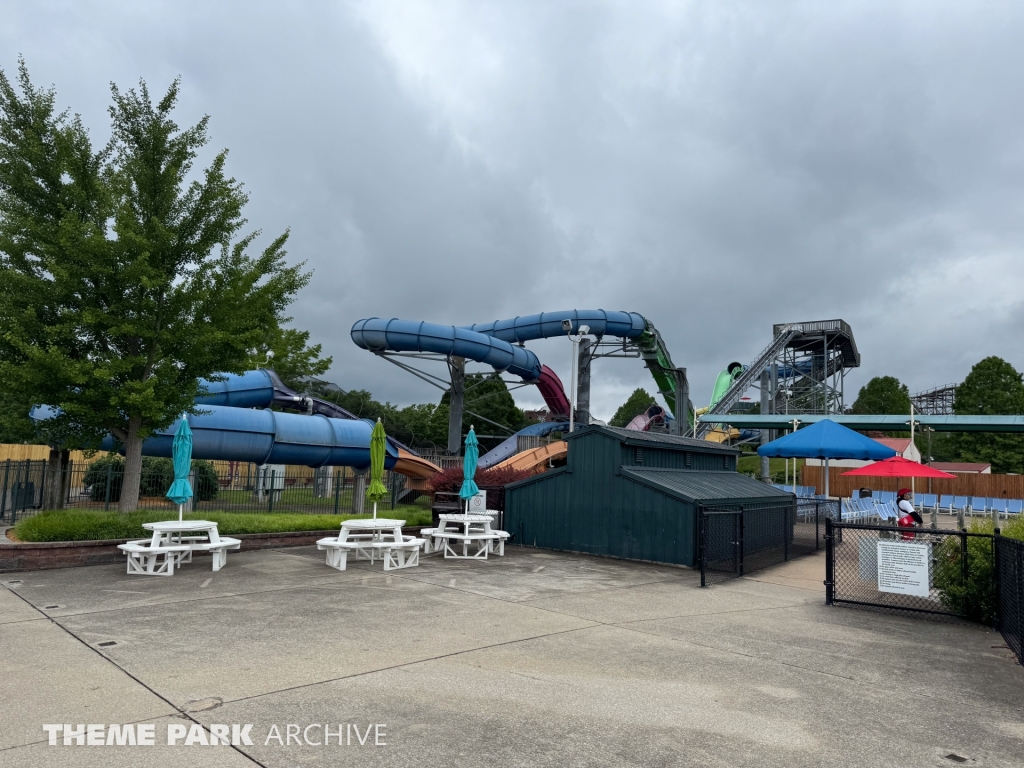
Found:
[760,370,771,482]
[447,357,466,455]
[576,338,592,428]
[671,369,689,437]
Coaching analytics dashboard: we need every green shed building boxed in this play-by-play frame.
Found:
[505,425,793,567]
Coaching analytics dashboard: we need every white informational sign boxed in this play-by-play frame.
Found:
[876,541,931,598]
[467,490,487,513]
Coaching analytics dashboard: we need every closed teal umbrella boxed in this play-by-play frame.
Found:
[165,415,193,521]
[459,426,480,513]
[367,418,389,519]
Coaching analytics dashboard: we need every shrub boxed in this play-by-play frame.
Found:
[933,518,1024,626]
[934,524,997,625]
[83,456,218,503]
[427,465,531,494]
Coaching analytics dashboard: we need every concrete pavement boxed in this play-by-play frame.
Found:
[2,545,1021,767]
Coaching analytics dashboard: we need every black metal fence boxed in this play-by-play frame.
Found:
[0,459,408,523]
[698,498,837,587]
[826,520,1024,666]
[995,535,1023,666]
[824,519,989,621]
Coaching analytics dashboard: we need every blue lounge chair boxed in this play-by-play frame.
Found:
[939,495,955,514]
[970,497,988,515]
[1008,499,1023,515]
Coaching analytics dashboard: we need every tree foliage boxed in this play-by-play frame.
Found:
[312,387,450,450]
[851,376,911,415]
[952,357,1024,473]
[0,63,309,511]
[443,373,527,437]
[244,319,331,391]
[609,388,657,428]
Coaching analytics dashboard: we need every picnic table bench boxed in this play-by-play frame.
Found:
[317,518,424,572]
[422,514,508,559]
[118,520,240,576]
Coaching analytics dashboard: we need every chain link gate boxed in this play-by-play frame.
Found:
[698,499,836,587]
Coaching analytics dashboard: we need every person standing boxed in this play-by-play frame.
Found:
[897,488,922,525]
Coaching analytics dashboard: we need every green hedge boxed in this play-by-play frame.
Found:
[12,506,433,542]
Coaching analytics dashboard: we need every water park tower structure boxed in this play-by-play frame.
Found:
[696,319,860,439]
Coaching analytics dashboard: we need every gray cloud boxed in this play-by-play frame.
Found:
[4,1,1024,419]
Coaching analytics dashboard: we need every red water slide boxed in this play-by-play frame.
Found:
[536,365,571,418]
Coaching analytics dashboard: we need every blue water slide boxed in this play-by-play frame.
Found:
[351,318,543,380]
[98,405,397,470]
[464,310,646,343]
[477,421,569,469]
[195,369,276,409]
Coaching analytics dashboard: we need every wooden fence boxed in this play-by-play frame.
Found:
[803,465,1024,499]
[0,444,108,464]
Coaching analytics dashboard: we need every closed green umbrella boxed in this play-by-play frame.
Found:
[367,418,389,519]
[459,426,480,513]
[165,415,193,522]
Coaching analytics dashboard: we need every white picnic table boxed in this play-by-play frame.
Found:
[117,520,241,576]
[317,518,424,572]
[425,513,508,559]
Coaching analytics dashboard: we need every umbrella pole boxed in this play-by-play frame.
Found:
[373,501,377,520]
[178,503,183,522]
[824,458,830,500]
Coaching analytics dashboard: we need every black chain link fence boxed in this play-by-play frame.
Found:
[996,535,1023,666]
[698,498,837,587]
[824,520,989,622]
[826,520,1024,666]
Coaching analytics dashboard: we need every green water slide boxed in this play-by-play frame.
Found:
[709,363,745,411]
[635,322,694,428]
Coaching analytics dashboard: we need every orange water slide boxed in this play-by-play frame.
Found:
[493,441,566,475]
[393,449,443,492]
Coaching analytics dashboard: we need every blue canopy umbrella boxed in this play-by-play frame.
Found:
[459,426,480,513]
[758,418,896,498]
[165,415,194,521]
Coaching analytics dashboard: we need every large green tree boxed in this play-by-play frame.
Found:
[851,376,911,414]
[0,64,309,511]
[953,357,1024,473]
[610,388,657,428]
[311,386,450,450]
[244,319,332,391]
[442,373,527,438]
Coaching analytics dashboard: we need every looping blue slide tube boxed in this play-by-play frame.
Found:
[351,318,543,380]
[97,406,398,470]
[463,310,646,343]
[31,368,399,470]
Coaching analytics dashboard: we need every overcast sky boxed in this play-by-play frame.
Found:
[4,1,1024,419]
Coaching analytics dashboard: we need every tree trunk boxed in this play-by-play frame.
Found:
[118,415,144,513]
[42,448,70,510]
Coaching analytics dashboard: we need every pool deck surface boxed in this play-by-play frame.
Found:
[2,545,1021,767]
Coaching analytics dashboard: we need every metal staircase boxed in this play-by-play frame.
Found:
[696,326,799,439]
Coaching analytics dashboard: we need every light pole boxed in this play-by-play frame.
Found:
[562,320,590,433]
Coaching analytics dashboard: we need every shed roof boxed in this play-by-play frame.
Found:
[622,468,793,503]
[873,438,912,454]
[570,424,739,454]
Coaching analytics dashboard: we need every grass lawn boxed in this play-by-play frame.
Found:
[12,505,433,543]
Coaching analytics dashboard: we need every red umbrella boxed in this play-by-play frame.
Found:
[841,456,957,478]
